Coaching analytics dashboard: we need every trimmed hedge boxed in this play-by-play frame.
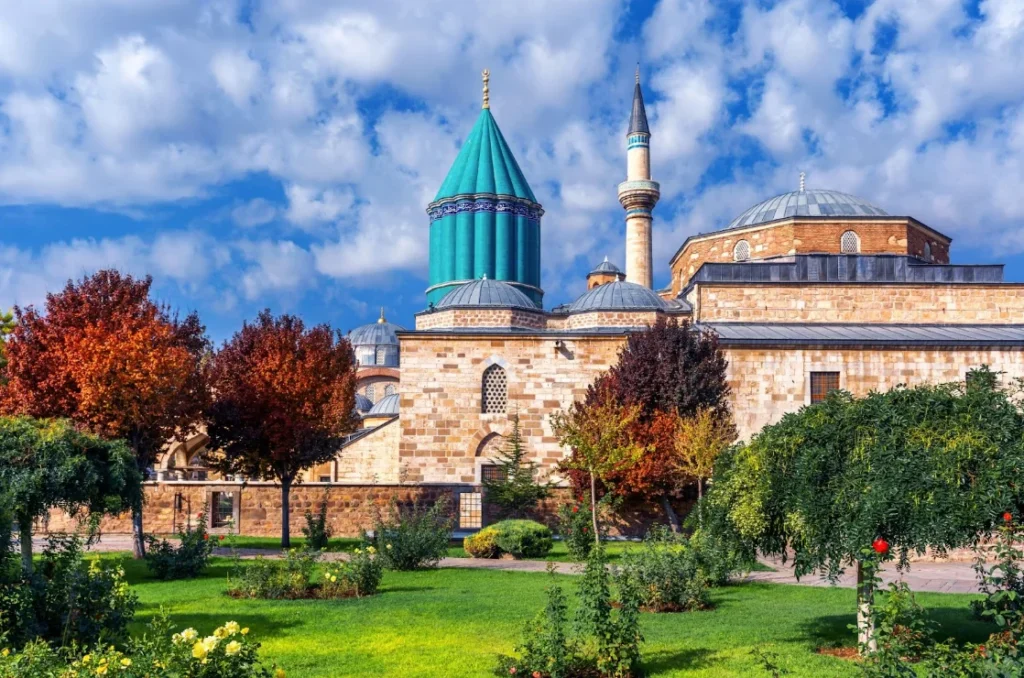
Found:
[465,520,553,559]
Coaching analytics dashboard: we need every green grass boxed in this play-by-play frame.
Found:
[113,556,986,677]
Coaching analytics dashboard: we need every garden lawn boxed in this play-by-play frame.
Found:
[117,557,987,677]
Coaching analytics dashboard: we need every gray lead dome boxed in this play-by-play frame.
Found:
[366,393,399,416]
[435,278,539,310]
[724,189,888,232]
[348,310,404,368]
[568,280,667,313]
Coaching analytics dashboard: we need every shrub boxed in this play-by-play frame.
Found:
[464,528,500,559]
[971,516,1024,628]
[557,497,603,562]
[619,526,711,613]
[496,549,643,678]
[322,546,383,598]
[302,493,333,551]
[0,535,137,649]
[0,615,282,678]
[493,520,553,559]
[366,496,454,571]
[144,513,215,580]
[688,525,746,586]
[228,547,382,600]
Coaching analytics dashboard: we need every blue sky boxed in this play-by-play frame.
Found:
[2,0,1024,342]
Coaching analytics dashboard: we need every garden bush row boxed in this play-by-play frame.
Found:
[465,520,553,559]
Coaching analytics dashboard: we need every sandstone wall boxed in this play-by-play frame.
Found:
[669,219,950,294]
[696,284,1024,324]
[415,308,546,330]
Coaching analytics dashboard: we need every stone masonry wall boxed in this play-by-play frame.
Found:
[415,308,546,330]
[669,219,950,295]
[696,284,1024,324]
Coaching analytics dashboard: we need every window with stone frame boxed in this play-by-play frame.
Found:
[810,371,841,404]
[384,384,396,397]
[481,463,505,483]
[365,384,375,403]
[840,230,860,253]
[211,491,236,528]
[481,364,508,414]
[375,346,388,365]
[733,240,750,261]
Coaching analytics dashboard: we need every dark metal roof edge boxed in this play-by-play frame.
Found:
[340,416,398,448]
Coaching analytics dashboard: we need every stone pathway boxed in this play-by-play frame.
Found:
[40,535,984,594]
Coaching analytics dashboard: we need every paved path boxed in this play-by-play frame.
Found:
[41,535,984,594]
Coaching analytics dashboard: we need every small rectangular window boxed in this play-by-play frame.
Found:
[481,464,505,483]
[211,491,235,528]
[318,475,331,483]
[458,492,483,530]
[810,372,840,404]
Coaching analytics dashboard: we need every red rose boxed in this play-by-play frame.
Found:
[219,535,226,541]
[509,668,517,675]
[533,672,542,678]
[1004,512,1013,523]
[572,506,579,513]
[871,538,889,555]
[203,534,209,541]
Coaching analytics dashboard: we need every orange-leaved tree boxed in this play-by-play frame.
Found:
[205,310,358,548]
[2,270,210,558]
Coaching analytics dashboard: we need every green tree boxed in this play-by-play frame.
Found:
[0,416,142,573]
[552,383,646,546]
[0,308,14,378]
[481,413,551,519]
[702,369,1024,651]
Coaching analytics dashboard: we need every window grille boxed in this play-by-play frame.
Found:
[733,240,750,261]
[211,492,235,528]
[923,242,932,261]
[481,464,505,483]
[384,384,396,397]
[375,346,387,365]
[365,384,375,403]
[840,230,860,254]
[810,372,840,404]
[482,365,507,414]
[459,492,483,529]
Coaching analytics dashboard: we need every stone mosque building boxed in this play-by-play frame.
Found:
[147,69,1024,535]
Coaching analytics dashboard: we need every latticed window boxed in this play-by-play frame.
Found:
[384,384,396,397]
[482,364,508,414]
[375,346,388,365]
[923,242,932,261]
[840,230,860,253]
[211,492,235,528]
[810,372,840,404]
[365,384,375,403]
[733,240,750,261]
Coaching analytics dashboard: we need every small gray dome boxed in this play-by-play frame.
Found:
[366,393,399,416]
[349,309,404,368]
[568,281,668,314]
[435,278,538,311]
[353,393,373,413]
[588,257,623,276]
[725,189,888,231]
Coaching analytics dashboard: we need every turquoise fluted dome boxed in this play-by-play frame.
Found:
[426,106,544,307]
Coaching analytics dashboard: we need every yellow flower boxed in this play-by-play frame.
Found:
[202,637,219,653]
[241,628,250,636]
[180,628,198,642]
[330,575,337,583]
[367,546,376,555]
[214,626,229,639]
[95,666,107,676]
[225,641,242,656]
[354,548,361,555]
[120,658,132,667]
[224,621,240,636]
[83,655,92,664]
[1,648,8,657]
[386,544,392,550]
[192,642,208,661]
[275,669,287,678]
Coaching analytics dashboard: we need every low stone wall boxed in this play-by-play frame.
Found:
[45,482,462,538]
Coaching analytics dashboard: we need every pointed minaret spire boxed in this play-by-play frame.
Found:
[619,65,659,289]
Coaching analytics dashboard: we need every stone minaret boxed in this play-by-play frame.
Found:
[617,66,660,289]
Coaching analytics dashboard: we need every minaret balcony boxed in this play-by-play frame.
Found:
[617,179,661,208]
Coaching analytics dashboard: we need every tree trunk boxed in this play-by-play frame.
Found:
[131,505,146,560]
[281,477,293,549]
[856,561,877,654]
[661,496,681,533]
[589,470,600,548]
[19,516,32,575]
[697,478,704,500]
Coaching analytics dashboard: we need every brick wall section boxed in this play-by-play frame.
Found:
[398,333,625,483]
[565,310,661,330]
[725,346,1024,439]
[335,418,401,483]
[669,219,951,294]
[45,483,461,538]
[695,284,1024,323]
[415,308,547,330]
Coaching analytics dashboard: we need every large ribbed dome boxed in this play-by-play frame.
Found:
[568,281,667,314]
[724,189,888,231]
[366,393,399,417]
[435,278,539,311]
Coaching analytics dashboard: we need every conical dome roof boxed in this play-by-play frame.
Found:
[434,109,537,202]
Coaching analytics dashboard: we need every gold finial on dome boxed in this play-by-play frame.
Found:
[482,68,490,109]
[377,306,386,324]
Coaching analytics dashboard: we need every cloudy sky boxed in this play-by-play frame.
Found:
[2,0,1023,340]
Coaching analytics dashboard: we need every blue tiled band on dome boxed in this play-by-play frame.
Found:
[427,195,544,222]
[626,208,652,217]
[627,134,649,149]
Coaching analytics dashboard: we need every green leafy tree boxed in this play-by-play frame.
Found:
[481,413,551,519]
[552,382,646,546]
[0,308,14,378]
[702,369,1024,651]
[0,416,142,573]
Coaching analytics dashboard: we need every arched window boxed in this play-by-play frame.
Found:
[365,384,375,403]
[481,364,507,414]
[375,346,388,365]
[840,230,860,254]
[384,384,396,397]
[733,240,750,262]
[923,242,932,261]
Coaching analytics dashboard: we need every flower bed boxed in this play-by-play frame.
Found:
[227,547,383,600]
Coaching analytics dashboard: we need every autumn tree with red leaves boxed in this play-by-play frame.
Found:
[562,318,734,531]
[205,311,358,548]
[1,270,211,558]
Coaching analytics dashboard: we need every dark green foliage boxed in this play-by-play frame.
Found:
[687,524,749,586]
[618,526,712,612]
[144,513,215,580]
[302,493,333,551]
[469,520,553,559]
[366,497,454,570]
[0,535,137,650]
[703,373,1024,580]
[481,413,551,519]
[228,547,381,599]
[971,519,1024,628]
[494,567,581,678]
[557,497,603,561]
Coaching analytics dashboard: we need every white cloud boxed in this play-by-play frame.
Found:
[238,240,317,300]
[232,198,278,227]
